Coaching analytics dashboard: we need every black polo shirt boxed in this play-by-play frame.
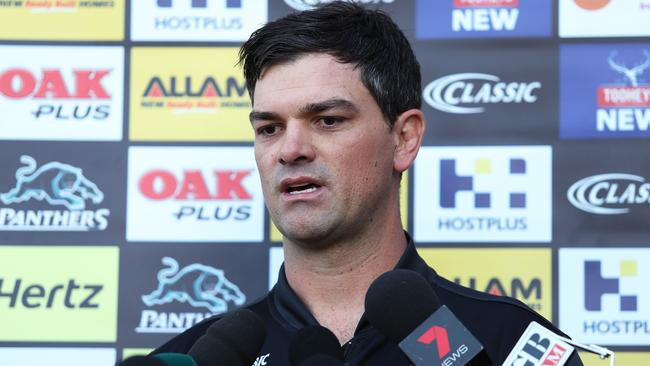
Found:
[153,235,584,365]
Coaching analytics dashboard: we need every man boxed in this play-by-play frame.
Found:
[154,3,583,365]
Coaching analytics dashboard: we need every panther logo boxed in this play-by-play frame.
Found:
[0,155,103,210]
[142,257,246,314]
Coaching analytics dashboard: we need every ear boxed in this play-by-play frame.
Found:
[392,109,426,174]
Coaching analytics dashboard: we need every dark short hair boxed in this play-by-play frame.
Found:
[238,1,421,128]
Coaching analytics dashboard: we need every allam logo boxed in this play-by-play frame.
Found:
[137,257,245,334]
[0,155,110,232]
[559,248,650,345]
[414,146,551,243]
[423,73,541,114]
[415,0,551,39]
[567,173,650,215]
[560,44,650,139]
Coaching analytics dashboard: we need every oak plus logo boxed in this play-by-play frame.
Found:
[560,248,650,345]
[423,73,541,114]
[0,155,110,232]
[414,146,551,242]
[567,173,650,215]
[137,257,245,334]
[0,46,123,141]
[131,0,267,41]
[127,146,263,242]
[283,0,394,11]
[561,45,650,139]
[416,0,551,39]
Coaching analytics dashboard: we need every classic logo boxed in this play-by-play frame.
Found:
[414,146,551,242]
[567,173,650,215]
[559,248,650,345]
[137,257,246,333]
[0,155,110,231]
[560,45,650,139]
[284,0,394,11]
[416,0,551,39]
[423,73,541,114]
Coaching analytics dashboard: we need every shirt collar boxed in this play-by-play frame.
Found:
[271,232,436,331]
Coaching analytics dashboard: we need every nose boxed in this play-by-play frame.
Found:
[278,121,315,165]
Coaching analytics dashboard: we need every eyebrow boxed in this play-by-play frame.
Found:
[249,98,359,124]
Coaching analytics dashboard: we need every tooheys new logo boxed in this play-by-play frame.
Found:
[0,67,112,120]
[596,51,650,133]
[451,0,520,32]
[137,257,246,334]
[0,155,109,231]
[141,74,248,112]
[567,173,650,215]
[139,168,253,221]
[283,0,393,11]
[423,73,541,114]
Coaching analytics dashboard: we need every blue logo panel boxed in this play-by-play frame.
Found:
[415,0,551,39]
[560,44,650,139]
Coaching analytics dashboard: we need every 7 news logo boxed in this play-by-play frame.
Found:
[560,249,650,345]
[414,146,551,243]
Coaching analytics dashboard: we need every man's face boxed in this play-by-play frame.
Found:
[251,54,398,246]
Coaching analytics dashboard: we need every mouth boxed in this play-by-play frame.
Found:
[281,177,323,197]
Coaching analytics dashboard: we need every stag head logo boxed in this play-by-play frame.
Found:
[608,50,650,87]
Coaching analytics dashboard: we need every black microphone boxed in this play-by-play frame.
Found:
[365,269,486,366]
[288,325,344,366]
[118,354,196,366]
[188,308,267,366]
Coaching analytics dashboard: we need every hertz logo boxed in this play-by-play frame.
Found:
[0,278,102,309]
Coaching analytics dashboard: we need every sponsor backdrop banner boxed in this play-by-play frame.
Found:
[1,0,649,364]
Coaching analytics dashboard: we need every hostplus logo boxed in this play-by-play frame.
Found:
[584,260,637,312]
[0,155,109,231]
[154,0,243,31]
[559,249,650,345]
[137,257,246,334]
[414,146,551,242]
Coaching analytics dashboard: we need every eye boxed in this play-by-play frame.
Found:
[256,124,281,137]
[317,116,344,128]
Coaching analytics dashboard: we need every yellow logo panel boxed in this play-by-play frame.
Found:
[0,246,118,342]
[580,352,650,366]
[418,248,552,319]
[270,171,410,242]
[0,1,124,41]
[130,47,253,142]
[122,348,153,360]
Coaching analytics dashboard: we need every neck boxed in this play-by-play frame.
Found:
[282,216,407,345]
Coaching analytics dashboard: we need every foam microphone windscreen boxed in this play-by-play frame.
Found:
[188,308,266,366]
[364,269,442,343]
[119,355,166,366]
[288,325,344,366]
